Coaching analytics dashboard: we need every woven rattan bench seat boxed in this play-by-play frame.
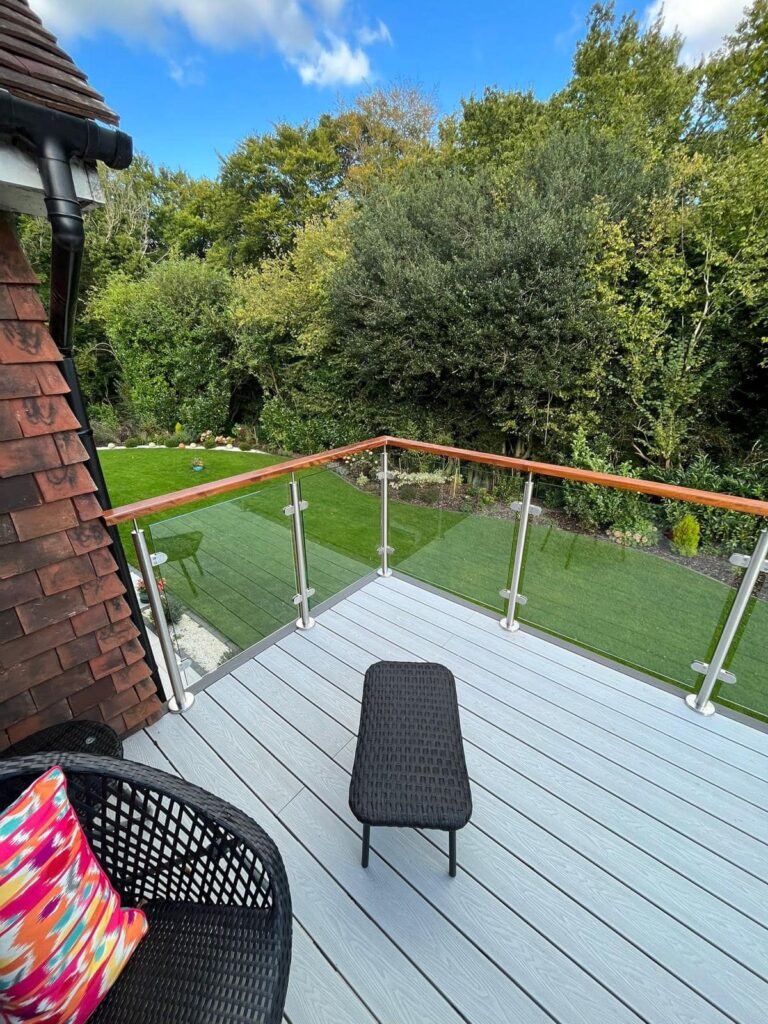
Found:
[349,662,471,874]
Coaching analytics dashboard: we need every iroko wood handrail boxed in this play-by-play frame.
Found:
[103,436,389,524]
[104,433,768,524]
[383,437,768,517]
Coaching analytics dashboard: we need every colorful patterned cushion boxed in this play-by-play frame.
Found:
[0,766,147,1023]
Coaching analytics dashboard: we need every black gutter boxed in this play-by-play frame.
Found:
[0,90,162,694]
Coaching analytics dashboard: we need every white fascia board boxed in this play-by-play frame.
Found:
[0,141,105,217]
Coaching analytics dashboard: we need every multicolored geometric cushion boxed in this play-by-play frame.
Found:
[0,766,147,1023]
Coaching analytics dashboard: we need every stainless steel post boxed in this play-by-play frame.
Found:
[686,528,768,716]
[377,446,393,578]
[131,519,193,713]
[286,475,315,629]
[500,474,537,633]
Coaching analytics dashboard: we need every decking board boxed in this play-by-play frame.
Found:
[372,580,768,796]
[295,634,768,976]
[317,597,768,931]
[125,576,768,1024]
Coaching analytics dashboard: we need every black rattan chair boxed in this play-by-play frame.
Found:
[0,754,292,1024]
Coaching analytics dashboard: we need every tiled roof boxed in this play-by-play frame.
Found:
[0,216,160,747]
[0,0,119,125]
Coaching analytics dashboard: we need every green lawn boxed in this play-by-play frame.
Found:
[102,448,767,720]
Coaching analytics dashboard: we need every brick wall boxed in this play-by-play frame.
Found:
[0,215,163,749]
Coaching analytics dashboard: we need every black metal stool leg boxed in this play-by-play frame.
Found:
[362,824,371,868]
[449,830,457,877]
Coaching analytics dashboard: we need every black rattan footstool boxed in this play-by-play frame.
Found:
[1,720,123,760]
[349,661,472,876]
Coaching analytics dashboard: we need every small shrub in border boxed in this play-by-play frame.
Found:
[670,513,700,557]
[607,519,658,547]
[163,594,183,625]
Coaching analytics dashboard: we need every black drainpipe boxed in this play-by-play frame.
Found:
[0,91,162,693]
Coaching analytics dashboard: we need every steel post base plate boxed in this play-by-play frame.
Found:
[168,691,195,714]
[377,567,393,578]
[499,617,521,633]
[295,616,316,630]
[685,692,715,716]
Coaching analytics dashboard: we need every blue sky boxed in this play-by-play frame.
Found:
[30,0,748,179]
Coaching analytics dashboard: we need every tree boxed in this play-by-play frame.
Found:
[557,3,700,157]
[232,206,359,451]
[439,88,546,170]
[209,120,345,268]
[336,84,438,195]
[329,162,610,457]
[91,258,236,435]
[703,0,768,143]
[19,155,201,406]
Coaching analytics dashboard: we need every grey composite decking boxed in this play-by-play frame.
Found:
[125,575,768,1024]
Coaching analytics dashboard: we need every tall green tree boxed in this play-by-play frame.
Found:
[232,206,357,450]
[557,2,700,157]
[91,258,237,435]
[439,88,546,170]
[210,119,345,268]
[329,162,611,457]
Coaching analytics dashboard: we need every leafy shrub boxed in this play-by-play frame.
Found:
[344,451,378,480]
[91,259,235,437]
[398,483,418,502]
[659,455,766,553]
[607,520,658,547]
[492,474,523,503]
[203,439,216,449]
[163,595,183,625]
[124,437,141,448]
[390,470,451,488]
[670,514,700,557]
[90,404,122,446]
[259,395,361,454]
[233,423,259,446]
[563,431,652,533]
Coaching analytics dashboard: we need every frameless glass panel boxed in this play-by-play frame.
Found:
[299,459,380,602]
[388,449,523,613]
[714,532,768,722]
[132,548,192,693]
[144,479,296,682]
[519,476,742,694]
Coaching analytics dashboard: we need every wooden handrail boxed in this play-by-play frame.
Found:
[103,436,389,524]
[104,433,768,524]
[383,437,768,517]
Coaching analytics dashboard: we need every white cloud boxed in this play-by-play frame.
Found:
[646,0,749,61]
[297,38,370,86]
[29,0,387,87]
[307,0,347,15]
[168,55,205,86]
[357,20,392,46]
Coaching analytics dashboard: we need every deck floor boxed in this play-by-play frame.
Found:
[125,575,768,1024]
